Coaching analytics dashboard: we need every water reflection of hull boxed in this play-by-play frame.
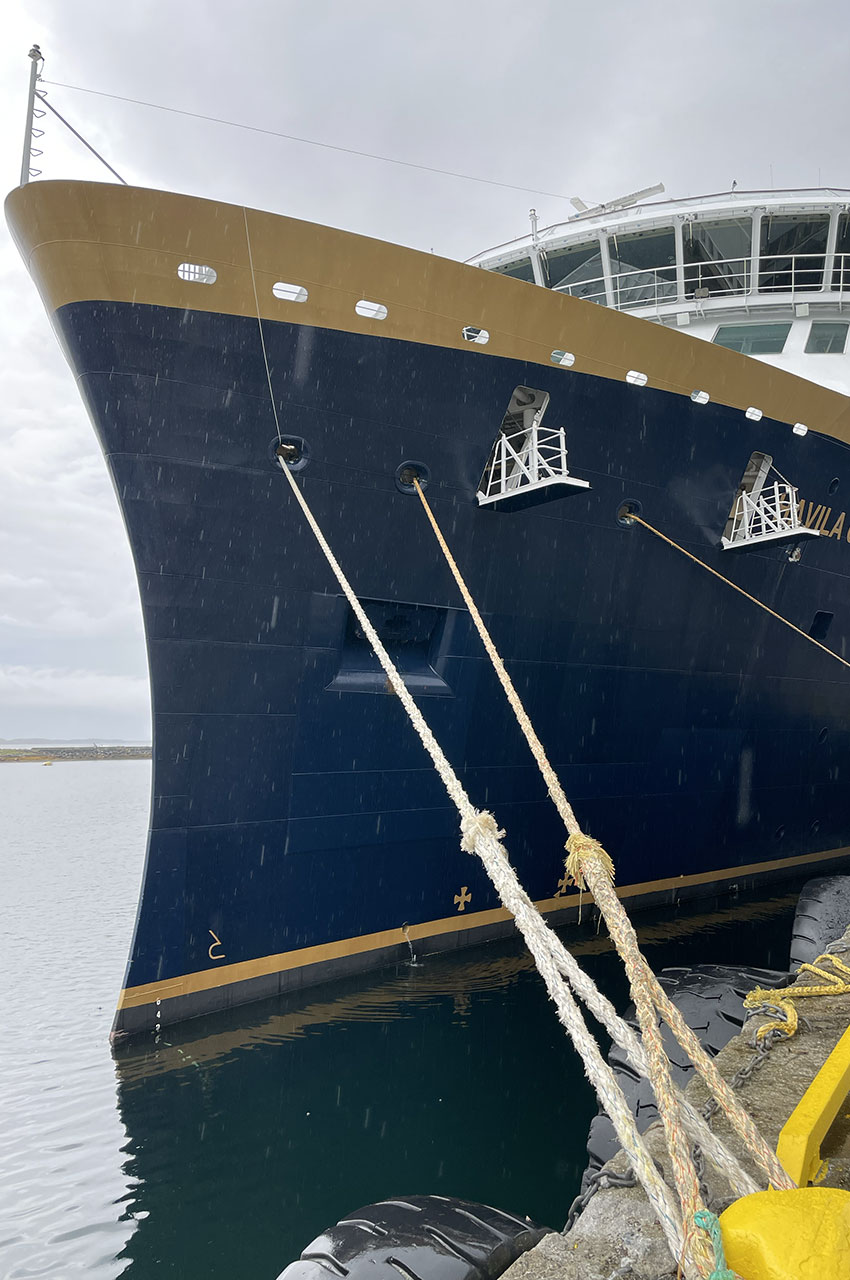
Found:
[114,891,797,1082]
[7,179,850,1039]
[111,893,798,1278]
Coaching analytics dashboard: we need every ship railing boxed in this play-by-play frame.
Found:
[551,252,850,312]
[721,480,815,550]
[476,422,589,506]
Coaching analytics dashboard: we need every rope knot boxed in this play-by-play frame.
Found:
[460,809,505,853]
[692,1209,735,1280]
[564,832,615,891]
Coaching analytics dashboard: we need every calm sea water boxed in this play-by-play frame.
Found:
[1,762,801,1279]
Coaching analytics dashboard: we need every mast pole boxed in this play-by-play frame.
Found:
[20,44,43,187]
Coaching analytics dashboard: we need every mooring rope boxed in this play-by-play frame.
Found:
[240,215,703,1272]
[273,464,690,1265]
[630,513,850,673]
[744,952,850,1043]
[412,478,792,1200]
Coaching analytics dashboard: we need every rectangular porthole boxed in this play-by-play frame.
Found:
[809,611,834,642]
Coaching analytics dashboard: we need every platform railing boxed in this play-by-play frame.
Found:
[724,481,803,548]
[551,252,850,312]
[479,423,567,498]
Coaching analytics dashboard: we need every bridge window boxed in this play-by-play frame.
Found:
[608,227,677,308]
[713,322,792,354]
[805,321,849,354]
[832,213,850,290]
[545,242,606,302]
[759,214,829,292]
[683,217,752,296]
[491,257,535,284]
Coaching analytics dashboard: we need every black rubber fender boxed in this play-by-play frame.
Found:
[789,876,850,970]
[583,963,790,1182]
[277,1196,552,1280]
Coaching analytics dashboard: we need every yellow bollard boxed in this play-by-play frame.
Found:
[719,1188,850,1279]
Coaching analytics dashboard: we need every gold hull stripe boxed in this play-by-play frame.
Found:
[117,844,850,1010]
[7,181,850,444]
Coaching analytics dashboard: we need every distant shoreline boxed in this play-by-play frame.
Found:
[0,747,151,763]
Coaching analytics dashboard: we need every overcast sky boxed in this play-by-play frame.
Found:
[1,0,848,740]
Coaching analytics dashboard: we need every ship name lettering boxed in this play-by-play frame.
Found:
[797,500,850,542]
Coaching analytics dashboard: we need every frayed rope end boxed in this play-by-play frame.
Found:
[564,832,615,891]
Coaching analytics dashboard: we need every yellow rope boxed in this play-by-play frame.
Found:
[413,477,794,1211]
[629,514,850,673]
[745,953,850,1043]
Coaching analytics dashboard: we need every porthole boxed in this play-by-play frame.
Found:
[810,819,821,835]
[355,299,388,320]
[818,727,829,745]
[745,407,763,422]
[177,263,217,284]
[462,326,489,344]
[273,282,308,303]
[691,390,710,405]
[550,349,576,367]
[828,477,840,495]
[793,422,809,437]
[774,825,786,841]
[625,370,648,386]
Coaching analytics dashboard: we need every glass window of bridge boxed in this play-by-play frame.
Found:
[831,213,850,289]
[490,257,536,284]
[683,217,752,296]
[544,241,606,303]
[713,322,792,354]
[759,214,829,292]
[607,227,677,308]
[805,321,849,354]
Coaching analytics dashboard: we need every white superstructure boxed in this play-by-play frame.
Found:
[469,189,850,395]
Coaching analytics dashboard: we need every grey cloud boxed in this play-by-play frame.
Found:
[1,0,848,737]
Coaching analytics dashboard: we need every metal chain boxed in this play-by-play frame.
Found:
[694,1001,798,1210]
[565,1165,640,1232]
[572,996,799,1229]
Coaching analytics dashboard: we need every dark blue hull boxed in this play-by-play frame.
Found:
[53,298,850,1036]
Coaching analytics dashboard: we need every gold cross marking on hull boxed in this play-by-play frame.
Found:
[454,886,471,912]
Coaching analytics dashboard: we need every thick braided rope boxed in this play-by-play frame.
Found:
[240,221,695,1272]
[274,469,691,1266]
[744,953,850,1043]
[548,942,758,1198]
[414,478,792,1198]
[568,838,793,1194]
